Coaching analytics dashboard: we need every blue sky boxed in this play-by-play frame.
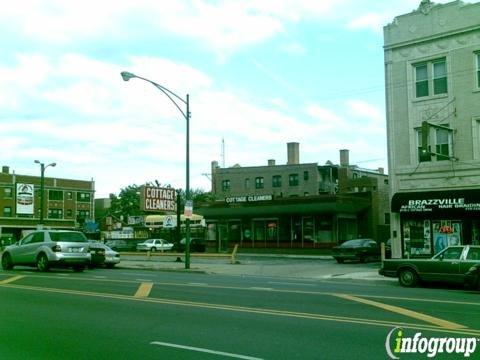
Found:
[0,0,472,198]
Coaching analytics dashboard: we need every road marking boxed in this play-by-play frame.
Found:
[269,281,315,287]
[189,282,208,286]
[134,282,153,298]
[2,282,480,336]
[150,341,263,359]
[0,275,25,285]
[334,293,467,330]
[249,287,273,291]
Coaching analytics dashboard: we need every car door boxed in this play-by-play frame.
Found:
[14,233,43,264]
[459,247,480,276]
[426,247,463,284]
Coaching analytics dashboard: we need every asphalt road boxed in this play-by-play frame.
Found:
[1,267,479,359]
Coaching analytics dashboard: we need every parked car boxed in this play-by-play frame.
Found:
[1,230,91,272]
[105,240,135,252]
[88,241,120,268]
[385,239,392,259]
[464,262,480,290]
[332,239,380,263]
[136,239,173,252]
[88,240,106,268]
[172,238,206,253]
[379,245,480,287]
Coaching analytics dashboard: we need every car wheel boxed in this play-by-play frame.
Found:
[151,247,156,252]
[105,263,115,269]
[398,268,418,287]
[1,253,14,270]
[335,258,344,264]
[73,265,84,272]
[36,253,50,272]
[359,255,366,263]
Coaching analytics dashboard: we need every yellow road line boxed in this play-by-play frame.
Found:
[333,293,467,330]
[134,282,153,298]
[2,283,480,336]
[0,275,25,285]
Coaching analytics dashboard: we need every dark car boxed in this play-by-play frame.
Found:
[385,239,392,259]
[172,238,206,253]
[465,262,480,290]
[332,238,380,263]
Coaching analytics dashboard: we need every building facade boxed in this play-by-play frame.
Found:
[0,165,95,244]
[198,143,389,250]
[384,0,480,258]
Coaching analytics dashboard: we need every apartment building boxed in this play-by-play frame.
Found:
[0,165,95,243]
[384,0,480,258]
[198,143,389,250]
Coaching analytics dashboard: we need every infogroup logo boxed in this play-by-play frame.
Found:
[385,327,478,359]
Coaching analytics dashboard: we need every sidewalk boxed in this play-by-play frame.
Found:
[117,252,394,282]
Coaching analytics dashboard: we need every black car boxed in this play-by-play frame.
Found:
[465,263,480,290]
[332,238,380,263]
[88,241,106,268]
[172,238,206,253]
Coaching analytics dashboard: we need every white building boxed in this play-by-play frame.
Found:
[384,0,480,258]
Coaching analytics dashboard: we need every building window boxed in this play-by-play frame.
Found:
[304,171,309,181]
[66,192,73,200]
[476,52,480,89]
[222,180,230,191]
[48,208,63,219]
[4,187,12,198]
[77,210,90,219]
[414,58,447,98]
[77,192,91,202]
[66,209,73,217]
[49,190,63,201]
[417,128,431,162]
[245,178,250,189]
[255,177,264,189]
[385,213,390,225]
[289,174,299,186]
[3,206,12,217]
[436,128,451,161]
[272,175,282,188]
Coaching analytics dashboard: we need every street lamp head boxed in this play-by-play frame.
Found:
[121,71,136,82]
[34,160,41,164]
[50,163,57,167]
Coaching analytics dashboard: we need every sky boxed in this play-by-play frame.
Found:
[1,0,473,198]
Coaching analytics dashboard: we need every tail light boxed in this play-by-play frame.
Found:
[52,245,62,252]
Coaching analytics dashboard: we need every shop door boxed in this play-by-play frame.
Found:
[302,216,314,245]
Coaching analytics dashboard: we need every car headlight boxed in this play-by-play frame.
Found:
[467,266,478,273]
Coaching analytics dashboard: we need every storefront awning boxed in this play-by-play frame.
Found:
[391,189,480,214]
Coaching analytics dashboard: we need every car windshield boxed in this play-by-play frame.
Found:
[340,239,365,247]
[49,232,87,243]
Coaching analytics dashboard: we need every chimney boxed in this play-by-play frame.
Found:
[268,159,276,166]
[287,142,299,165]
[339,149,349,167]
[2,166,9,174]
[377,167,384,174]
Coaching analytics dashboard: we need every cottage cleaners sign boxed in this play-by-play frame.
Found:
[141,186,177,212]
[225,194,273,204]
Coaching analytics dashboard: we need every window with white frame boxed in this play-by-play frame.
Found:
[435,128,451,161]
[416,126,452,162]
[414,58,448,98]
[221,180,230,191]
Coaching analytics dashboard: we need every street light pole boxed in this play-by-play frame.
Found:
[120,71,192,269]
[34,160,56,225]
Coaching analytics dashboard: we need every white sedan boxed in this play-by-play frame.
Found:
[136,239,174,252]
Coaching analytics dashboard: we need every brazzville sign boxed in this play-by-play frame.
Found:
[141,186,177,212]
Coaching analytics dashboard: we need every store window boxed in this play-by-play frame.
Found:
[402,219,432,257]
[255,177,264,189]
[432,220,461,254]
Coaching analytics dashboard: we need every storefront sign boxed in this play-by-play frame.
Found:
[141,186,177,212]
[16,183,34,215]
[391,190,480,214]
[225,194,273,204]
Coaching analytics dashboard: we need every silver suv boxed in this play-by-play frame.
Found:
[1,230,91,272]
